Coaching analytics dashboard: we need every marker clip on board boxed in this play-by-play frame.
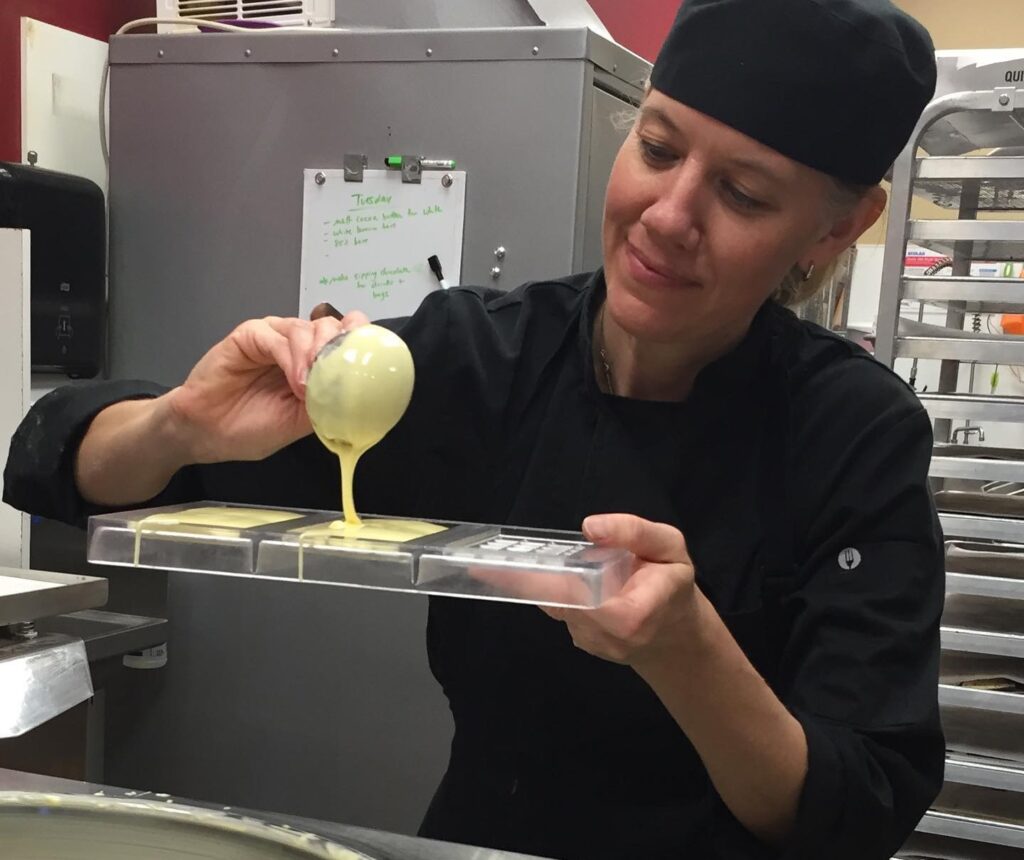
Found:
[384,155,457,184]
[343,153,368,183]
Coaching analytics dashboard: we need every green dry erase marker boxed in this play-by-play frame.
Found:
[385,156,456,170]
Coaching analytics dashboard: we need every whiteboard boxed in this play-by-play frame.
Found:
[299,169,467,320]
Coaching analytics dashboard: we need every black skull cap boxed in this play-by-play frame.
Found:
[650,0,937,185]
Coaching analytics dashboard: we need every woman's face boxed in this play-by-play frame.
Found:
[602,89,861,346]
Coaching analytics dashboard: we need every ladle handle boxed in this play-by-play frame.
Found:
[310,302,344,322]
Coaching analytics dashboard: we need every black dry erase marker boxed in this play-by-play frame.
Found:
[428,255,450,290]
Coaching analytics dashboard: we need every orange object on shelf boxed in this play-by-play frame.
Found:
[1002,314,1024,335]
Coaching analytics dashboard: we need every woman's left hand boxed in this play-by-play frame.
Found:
[544,513,708,669]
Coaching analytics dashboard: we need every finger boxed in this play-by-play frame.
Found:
[582,513,687,564]
[540,605,568,621]
[598,562,690,623]
[287,320,316,393]
[341,310,371,330]
[306,310,371,373]
[292,322,316,390]
[310,302,343,321]
[310,316,349,363]
[559,562,698,662]
[262,317,315,397]
[562,615,628,663]
[231,319,304,399]
[468,564,594,607]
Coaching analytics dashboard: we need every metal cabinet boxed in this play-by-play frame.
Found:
[107,27,647,384]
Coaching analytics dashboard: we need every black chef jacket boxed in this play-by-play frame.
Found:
[5,271,945,860]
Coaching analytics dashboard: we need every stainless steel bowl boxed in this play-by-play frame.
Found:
[0,792,371,860]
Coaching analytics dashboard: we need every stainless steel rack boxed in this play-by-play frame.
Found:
[875,50,1024,858]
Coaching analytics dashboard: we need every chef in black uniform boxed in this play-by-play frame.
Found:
[5,1,943,858]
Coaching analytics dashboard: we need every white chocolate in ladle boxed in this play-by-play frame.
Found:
[306,325,414,526]
[304,325,445,544]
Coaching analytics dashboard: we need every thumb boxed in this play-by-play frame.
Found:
[583,513,687,564]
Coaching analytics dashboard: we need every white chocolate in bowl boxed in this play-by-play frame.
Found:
[0,792,368,860]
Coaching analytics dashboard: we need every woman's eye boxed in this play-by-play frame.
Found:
[722,182,765,211]
[639,139,677,165]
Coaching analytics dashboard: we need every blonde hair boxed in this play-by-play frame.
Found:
[772,179,874,307]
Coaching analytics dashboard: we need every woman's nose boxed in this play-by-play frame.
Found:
[639,165,703,252]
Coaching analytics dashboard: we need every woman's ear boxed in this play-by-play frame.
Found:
[814,185,887,261]
[832,186,887,246]
[852,185,888,239]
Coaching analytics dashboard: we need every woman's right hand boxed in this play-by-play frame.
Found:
[162,310,371,464]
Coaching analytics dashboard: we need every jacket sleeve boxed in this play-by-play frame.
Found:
[774,363,945,859]
[3,380,205,526]
[2,286,500,528]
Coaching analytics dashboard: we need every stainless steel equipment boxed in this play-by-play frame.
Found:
[107,27,647,384]
[0,768,547,860]
[0,562,168,787]
[333,0,607,34]
[0,568,106,738]
[874,49,1024,857]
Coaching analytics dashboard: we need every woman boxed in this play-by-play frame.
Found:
[5,0,943,857]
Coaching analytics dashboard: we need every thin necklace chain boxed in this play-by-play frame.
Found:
[596,303,615,395]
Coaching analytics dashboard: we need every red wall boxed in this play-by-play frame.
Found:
[590,0,679,62]
[0,0,153,162]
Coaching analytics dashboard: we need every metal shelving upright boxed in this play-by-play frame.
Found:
[877,51,1024,860]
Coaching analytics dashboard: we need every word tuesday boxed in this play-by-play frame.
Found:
[350,193,393,207]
